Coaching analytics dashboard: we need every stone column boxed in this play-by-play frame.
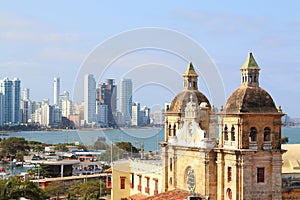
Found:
[216,152,224,200]
[61,164,64,178]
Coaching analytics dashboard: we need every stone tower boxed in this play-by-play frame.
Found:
[161,62,217,199]
[216,52,285,200]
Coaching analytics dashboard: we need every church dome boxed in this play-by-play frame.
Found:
[169,90,211,112]
[225,52,277,114]
[225,85,277,113]
[168,62,210,113]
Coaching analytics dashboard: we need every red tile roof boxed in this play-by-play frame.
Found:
[145,189,190,200]
[130,193,148,200]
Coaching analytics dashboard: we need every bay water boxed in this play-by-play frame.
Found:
[0,127,299,152]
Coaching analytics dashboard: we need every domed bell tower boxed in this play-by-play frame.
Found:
[161,62,217,199]
[164,62,202,142]
[216,53,285,200]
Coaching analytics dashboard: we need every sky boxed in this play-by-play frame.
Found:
[1,1,300,117]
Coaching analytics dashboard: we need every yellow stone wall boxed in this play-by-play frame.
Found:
[112,161,131,200]
[165,146,217,199]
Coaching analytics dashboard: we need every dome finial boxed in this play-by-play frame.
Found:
[183,62,198,77]
[240,52,260,87]
[240,52,260,70]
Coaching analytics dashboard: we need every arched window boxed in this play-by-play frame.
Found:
[173,124,176,136]
[250,127,257,142]
[224,125,228,141]
[231,125,235,141]
[264,127,271,141]
[170,158,172,171]
[168,124,171,136]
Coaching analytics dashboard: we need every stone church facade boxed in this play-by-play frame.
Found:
[161,53,285,200]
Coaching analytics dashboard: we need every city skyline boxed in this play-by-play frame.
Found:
[1,1,300,117]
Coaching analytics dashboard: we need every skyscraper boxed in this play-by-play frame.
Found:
[0,93,3,126]
[131,102,140,126]
[96,79,117,126]
[0,78,21,124]
[53,77,60,106]
[120,78,132,125]
[84,74,96,124]
[23,88,30,100]
[12,78,21,123]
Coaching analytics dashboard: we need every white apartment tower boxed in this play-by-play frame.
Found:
[21,87,32,123]
[120,79,132,125]
[84,74,96,124]
[23,88,30,100]
[131,102,140,126]
[53,77,60,106]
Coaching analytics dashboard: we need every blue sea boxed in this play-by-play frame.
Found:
[0,127,299,152]
[0,128,164,152]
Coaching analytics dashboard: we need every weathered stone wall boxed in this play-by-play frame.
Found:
[282,188,300,200]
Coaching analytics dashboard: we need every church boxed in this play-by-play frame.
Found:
[161,52,284,200]
[110,52,286,200]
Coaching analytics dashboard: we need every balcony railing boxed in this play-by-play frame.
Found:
[263,141,272,150]
[249,141,258,150]
[145,187,150,194]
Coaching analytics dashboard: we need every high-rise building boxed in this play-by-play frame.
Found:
[84,74,96,124]
[120,79,132,126]
[96,79,117,126]
[23,88,30,100]
[53,77,60,106]
[59,91,73,117]
[61,99,73,118]
[140,105,150,126]
[0,93,3,126]
[59,91,69,109]
[20,100,31,123]
[0,78,21,124]
[131,102,140,126]
[97,103,108,127]
[12,78,21,123]
[40,101,61,128]
[152,109,164,125]
[21,87,31,123]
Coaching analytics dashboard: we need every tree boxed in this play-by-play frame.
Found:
[54,143,69,152]
[0,137,30,159]
[98,145,124,162]
[44,181,67,199]
[115,142,139,153]
[68,180,106,199]
[0,177,47,200]
[76,144,87,150]
[90,140,109,150]
[28,164,49,178]
[282,136,289,144]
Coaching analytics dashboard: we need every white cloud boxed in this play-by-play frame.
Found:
[0,13,81,42]
[0,31,81,42]
[39,47,87,63]
[0,13,34,29]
